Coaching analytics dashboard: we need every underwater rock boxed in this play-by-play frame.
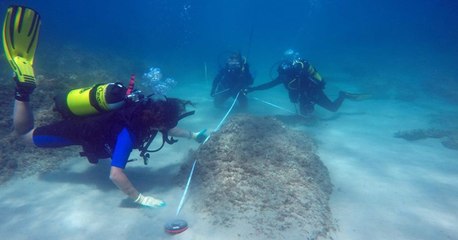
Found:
[183,114,334,239]
[441,135,458,150]
[394,128,458,151]
[424,77,458,104]
[394,128,450,141]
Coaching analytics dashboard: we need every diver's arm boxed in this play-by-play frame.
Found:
[250,76,282,91]
[169,127,193,139]
[246,71,254,86]
[109,128,139,199]
[110,166,139,199]
[210,71,223,96]
[110,166,165,208]
[110,128,165,207]
[169,127,208,143]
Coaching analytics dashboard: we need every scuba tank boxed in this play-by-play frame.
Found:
[54,82,128,118]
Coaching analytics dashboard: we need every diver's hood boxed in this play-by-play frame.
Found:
[138,96,195,165]
[161,109,195,145]
[160,97,195,129]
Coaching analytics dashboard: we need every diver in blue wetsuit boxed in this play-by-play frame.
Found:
[4,5,206,208]
[13,89,206,208]
[18,93,206,208]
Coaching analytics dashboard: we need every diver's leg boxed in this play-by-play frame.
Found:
[31,122,78,148]
[315,90,345,112]
[4,5,41,139]
[300,101,315,115]
[22,129,35,145]
[298,94,315,115]
[13,99,35,136]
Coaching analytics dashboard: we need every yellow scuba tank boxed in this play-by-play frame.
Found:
[54,82,127,118]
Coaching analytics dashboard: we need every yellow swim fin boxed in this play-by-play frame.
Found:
[2,5,41,90]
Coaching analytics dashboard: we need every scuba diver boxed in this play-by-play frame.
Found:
[246,49,367,115]
[3,5,207,208]
[210,52,254,109]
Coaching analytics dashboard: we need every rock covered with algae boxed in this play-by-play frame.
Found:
[182,114,334,239]
[394,128,458,150]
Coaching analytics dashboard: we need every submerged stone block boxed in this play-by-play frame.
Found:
[182,114,334,239]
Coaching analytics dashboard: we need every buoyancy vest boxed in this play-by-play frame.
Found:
[53,80,191,164]
[278,59,326,102]
[75,102,153,163]
[279,60,324,90]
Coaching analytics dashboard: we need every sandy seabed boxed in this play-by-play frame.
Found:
[0,78,457,240]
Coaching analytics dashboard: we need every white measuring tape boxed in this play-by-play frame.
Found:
[176,91,241,216]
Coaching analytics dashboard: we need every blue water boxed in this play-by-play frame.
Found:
[2,0,457,85]
[0,1,457,239]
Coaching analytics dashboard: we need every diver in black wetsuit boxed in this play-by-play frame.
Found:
[211,52,254,108]
[246,49,363,115]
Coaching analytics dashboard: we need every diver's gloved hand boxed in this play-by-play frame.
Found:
[191,129,208,143]
[134,193,166,208]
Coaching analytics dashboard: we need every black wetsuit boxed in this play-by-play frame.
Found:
[33,101,161,165]
[251,60,345,115]
[33,99,182,168]
[211,64,254,108]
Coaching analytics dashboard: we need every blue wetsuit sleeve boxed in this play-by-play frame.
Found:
[111,128,135,169]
